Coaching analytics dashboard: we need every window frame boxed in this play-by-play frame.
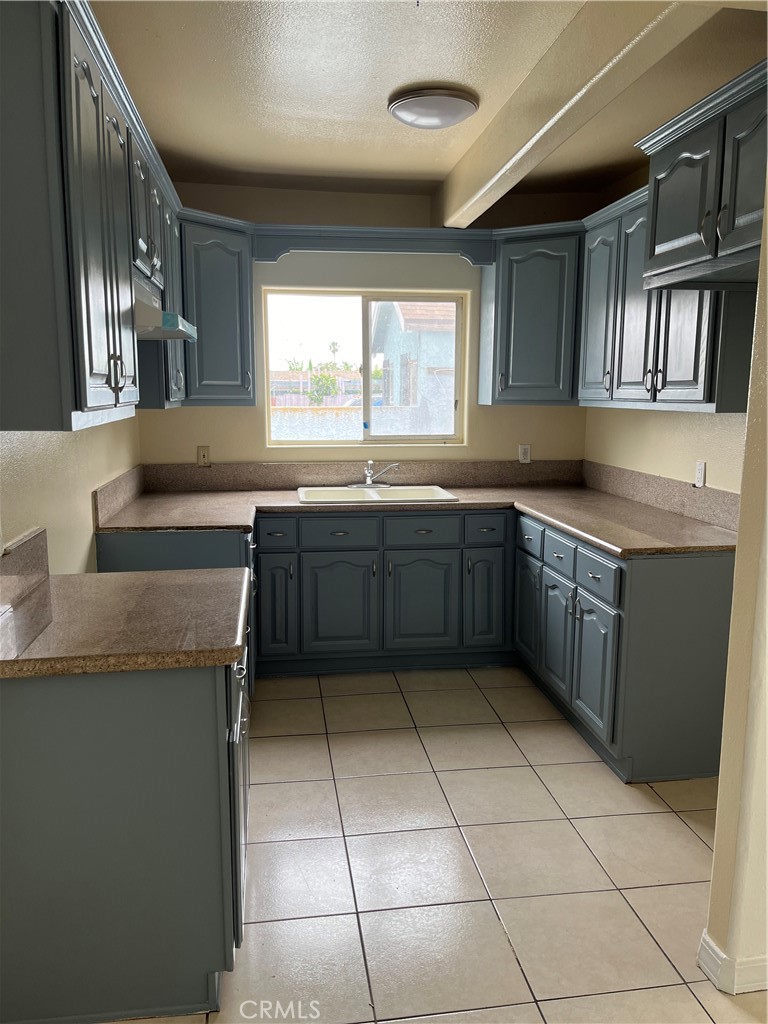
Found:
[262,287,466,447]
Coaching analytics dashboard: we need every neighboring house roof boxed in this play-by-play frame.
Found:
[394,302,456,333]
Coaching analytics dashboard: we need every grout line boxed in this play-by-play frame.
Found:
[249,714,563,739]
[685,981,719,1024]
[375,998,540,1023]
[533,980,699,1005]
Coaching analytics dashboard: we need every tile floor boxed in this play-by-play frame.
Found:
[135,667,765,1024]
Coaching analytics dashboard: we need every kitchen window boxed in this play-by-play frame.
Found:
[263,290,464,445]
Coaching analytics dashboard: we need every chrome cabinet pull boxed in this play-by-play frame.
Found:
[234,647,249,680]
[105,115,125,147]
[523,534,533,542]
[175,368,184,392]
[644,369,653,393]
[118,358,127,393]
[388,560,393,577]
[552,552,563,560]
[574,597,582,620]
[267,531,286,537]
[498,371,505,393]
[467,556,472,575]
[716,204,728,241]
[567,592,574,617]
[133,158,146,182]
[289,561,294,580]
[75,57,98,101]
[699,209,712,246]
[603,370,611,393]
[245,371,252,391]
[151,186,160,208]
[372,560,377,577]
[587,571,602,581]
[478,527,496,533]
[330,531,349,537]
[414,528,433,535]
[655,369,664,393]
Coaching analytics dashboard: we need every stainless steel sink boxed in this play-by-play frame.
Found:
[297,485,459,503]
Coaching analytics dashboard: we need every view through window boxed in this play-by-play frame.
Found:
[265,291,462,444]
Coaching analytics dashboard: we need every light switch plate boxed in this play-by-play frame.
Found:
[519,444,531,464]
[694,461,706,488]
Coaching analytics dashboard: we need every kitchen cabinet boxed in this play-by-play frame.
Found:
[301,551,380,654]
[385,549,461,650]
[128,130,153,279]
[181,218,256,405]
[571,589,618,744]
[611,208,658,403]
[257,553,299,658]
[463,547,506,648]
[719,93,767,256]
[513,552,541,667]
[654,290,713,403]
[540,566,575,703]
[578,222,618,401]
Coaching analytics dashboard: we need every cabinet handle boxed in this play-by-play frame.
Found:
[467,556,472,575]
[644,369,653,393]
[75,57,98,101]
[249,541,257,549]
[498,371,505,393]
[523,534,534,542]
[414,528,433,535]
[603,370,611,393]
[478,527,496,533]
[372,560,377,577]
[289,561,294,580]
[134,158,146,182]
[234,647,249,679]
[655,369,664,393]
[716,204,728,241]
[118,358,127,393]
[574,597,582,620]
[552,551,563,560]
[148,238,159,268]
[267,531,286,537]
[534,573,540,591]
[330,530,349,537]
[567,592,574,617]
[587,571,602,581]
[699,209,712,246]
[175,369,184,392]
[105,115,125,147]
[388,560,393,577]
[151,186,160,208]
[245,371,252,391]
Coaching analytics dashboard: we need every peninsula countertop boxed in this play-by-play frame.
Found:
[0,568,250,678]
[95,486,737,558]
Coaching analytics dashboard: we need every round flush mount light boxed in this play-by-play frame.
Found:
[388,88,479,130]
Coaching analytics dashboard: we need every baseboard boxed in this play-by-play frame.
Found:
[698,930,768,993]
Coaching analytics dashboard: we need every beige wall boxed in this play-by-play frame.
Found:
[584,409,747,493]
[0,418,140,574]
[138,250,586,465]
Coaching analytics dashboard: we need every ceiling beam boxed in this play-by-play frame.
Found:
[436,2,726,227]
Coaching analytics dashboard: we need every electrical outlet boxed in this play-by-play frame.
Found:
[694,460,706,488]
[518,443,531,465]
[197,445,211,468]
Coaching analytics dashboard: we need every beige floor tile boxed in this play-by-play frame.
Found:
[540,985,710,1023]
[535,761,668,817]
[361,901,531,1019]
[347,827,486,911]
[419,724,527,770]
[387,1006,543,1024]
[396,668,477,691]
[680,809,717,848]
[323,693,412,732]
[249,735,332,783]
[320,671,398,695]
[482,687,562,722]
[506,721,600,765]
[250,698,325,737]
[329,729,430,778]
[212,916,372,1024]
[248,781,342,842]
[469,665,533,688]
[574,812,713,887]
[244,838,355,921]
[253,675,320,700]
[464,820,613,898]
[623,882,710,981]
[497,890,679,1000]
[404,689,497,727]
[336,772,453,834]
[688,981,768,1023]
[651,777,719,810]
[437,767,564,825]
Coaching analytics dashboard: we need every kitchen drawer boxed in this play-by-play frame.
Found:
[465,513,507,545]
[516,516,544,559]
[576,547,621,606]
[257,518,298,550]
[300,516,379,550]
[384,515,461,547]
[543,530,576,578]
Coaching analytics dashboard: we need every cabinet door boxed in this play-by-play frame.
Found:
[385,550,461,651]
[62,19,114,411]
[495,236,579,403]
[301,552,379,653]
[257,553,298,657]
[101,84,138,407]
[127,130,152,278]
[182,221,255,405]
[540,567,575,703]
[578,223,618,400]
[513,552,541,667]
[646,120,723,274]
[718,94,767,256]
[655,290,714,403]
[162,203,185,402]
[463,547,505,648]
[572,590,618,744]
[612,211,659,403]
[147,174,164,289]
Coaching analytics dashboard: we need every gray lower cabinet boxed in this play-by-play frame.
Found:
[385,549,461,650]
[301,551,380,654]
[463,547,505,648]
[540,567,575,703]
[513,552,541,666]
[257,553,298,657]
[571,589,618,744]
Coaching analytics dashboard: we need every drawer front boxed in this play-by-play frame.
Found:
[257,518,298,550]
[543,530,576,578]
[300,516,379,550]
[576,547,621,605]
[465,513,507,546]
[516,516,544,559]
[384,515,461,548]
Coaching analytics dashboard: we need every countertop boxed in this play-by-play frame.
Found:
[96,486,737,558]
[0,568,249,679]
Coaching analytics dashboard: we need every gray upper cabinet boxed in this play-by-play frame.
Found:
[385,549,461,650]
[612,210,658,403]
[128,130,152,279]
[719,93,767,256]
[182,220,255,405]
[579,223,618,400]
[655,291,713,403]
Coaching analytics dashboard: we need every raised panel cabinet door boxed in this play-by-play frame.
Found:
[656,290,714,403]
[578,222,618,400]
[463,547,505,648]
[101,83,138,407]
[62,18,114,411]
[540,567,575,703]
[572,590,618,744]
[612,211,659,403]
[301,552,380,653]
[127,130,152,278]
[718,94,767,256]
[385,549,461,651]
[513,552,541,667]
[147,174,164,289]
[646,120,723,275]
[162,204,185,403]
[257,553,298,657]
[495,235,579,403]
[182,222,255,405]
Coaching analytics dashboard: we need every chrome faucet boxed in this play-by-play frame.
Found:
[364,460,400,486]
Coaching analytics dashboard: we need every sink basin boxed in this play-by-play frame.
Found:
[297,485,459,503]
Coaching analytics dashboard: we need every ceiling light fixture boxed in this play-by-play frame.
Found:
[388,88,479,130]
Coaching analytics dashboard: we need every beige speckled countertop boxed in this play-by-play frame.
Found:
[0,568,249,679]
[96,486,737,558]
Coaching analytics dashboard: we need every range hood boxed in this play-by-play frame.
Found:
[133,274,197,342]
